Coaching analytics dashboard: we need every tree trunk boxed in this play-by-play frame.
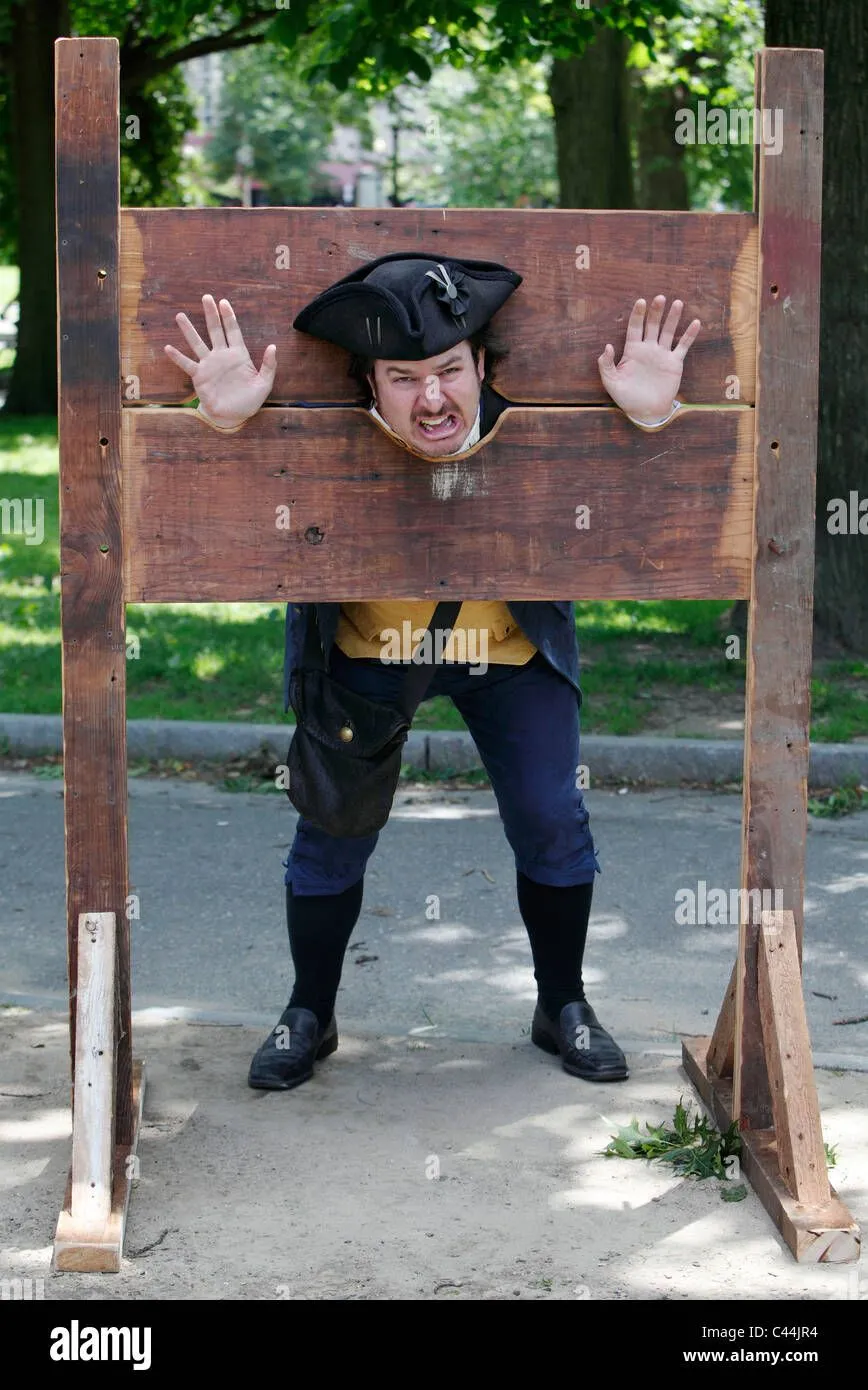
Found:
[635,81,690,210]
[548,26,634,208]
[3,0,69,415]
[765,0,868,653]
[1,6,268,417]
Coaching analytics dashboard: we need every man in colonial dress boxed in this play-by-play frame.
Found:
[164,255,698,1092]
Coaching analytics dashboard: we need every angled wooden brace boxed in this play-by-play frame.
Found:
[684,910,858,1262]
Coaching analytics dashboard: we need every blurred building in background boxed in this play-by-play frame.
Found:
[182,53,391,206]
[181,51,456,207]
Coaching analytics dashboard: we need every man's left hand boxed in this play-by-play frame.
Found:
[597,295,701,424]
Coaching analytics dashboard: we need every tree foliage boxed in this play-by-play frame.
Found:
[630,0,764,210]
[0,1,281,257]
[206,42,374,206]
[275,0,683,94]
[270,0,763,213]
[397,59,558,209]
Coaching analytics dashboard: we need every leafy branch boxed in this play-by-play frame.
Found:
[601,1097,741,1180]
[602,1097,840,1201]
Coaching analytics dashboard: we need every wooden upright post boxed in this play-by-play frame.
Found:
[684,46,858,1264]
[734,45,823,1129]
[53,35,144,1273]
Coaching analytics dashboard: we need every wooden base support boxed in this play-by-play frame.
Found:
[681,1037,859,1263]
[53,1061,146,1273]
[758,911,830,1204]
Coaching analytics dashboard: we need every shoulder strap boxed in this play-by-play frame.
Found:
[394,601,462,719]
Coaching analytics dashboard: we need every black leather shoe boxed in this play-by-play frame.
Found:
[531,999,629,1081]
[247,1006,338,1091]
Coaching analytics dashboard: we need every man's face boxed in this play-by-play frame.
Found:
[367,340,485,456]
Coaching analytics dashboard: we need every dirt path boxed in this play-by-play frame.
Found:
[2,1007,864,1301]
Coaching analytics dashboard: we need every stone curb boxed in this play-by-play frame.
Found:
[1,713,867,788]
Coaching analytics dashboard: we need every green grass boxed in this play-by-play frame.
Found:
[0,265,18,374]
[0,265,18,305]
[807,781,868,818]
[1,412,866,739]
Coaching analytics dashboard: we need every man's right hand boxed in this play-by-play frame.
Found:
[164,294,277,428]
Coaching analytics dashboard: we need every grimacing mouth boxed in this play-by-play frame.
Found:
[415,410,460,428]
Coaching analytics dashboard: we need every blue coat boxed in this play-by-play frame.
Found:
[282,384,582,712]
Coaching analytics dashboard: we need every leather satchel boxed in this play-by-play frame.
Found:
[285,601,462,838]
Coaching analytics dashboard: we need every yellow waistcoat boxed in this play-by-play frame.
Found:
[334,601,537,665]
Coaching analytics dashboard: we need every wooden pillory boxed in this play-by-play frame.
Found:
[54,37,859,1270]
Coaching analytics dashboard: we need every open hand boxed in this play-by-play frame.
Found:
[597,296,700,423]
[164,294,277,427]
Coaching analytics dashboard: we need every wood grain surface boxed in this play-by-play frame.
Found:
[121,207,757,405]
[122,404,754,602]
[56,36,133,1146]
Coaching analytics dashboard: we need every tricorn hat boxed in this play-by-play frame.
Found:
[292,251,522,360]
